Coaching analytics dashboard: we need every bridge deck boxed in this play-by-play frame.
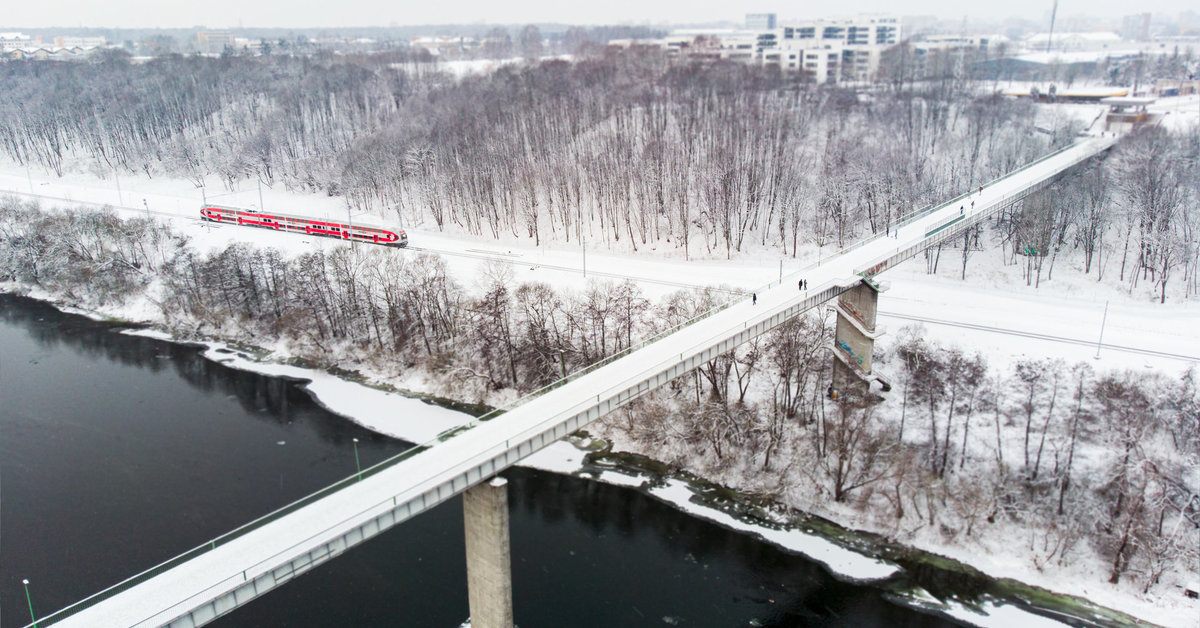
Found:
[42,136,1115,628]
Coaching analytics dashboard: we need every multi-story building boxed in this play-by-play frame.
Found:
[760,15,901,82]
[746,13,777,30]
[196,31,235,54]
[1121,13,1151,41]
[608,14,901,84]
[0,32,36,53]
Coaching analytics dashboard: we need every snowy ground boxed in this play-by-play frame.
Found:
[4,143,1197,627]
[4,150,1194,374]
[880,258,1200,373]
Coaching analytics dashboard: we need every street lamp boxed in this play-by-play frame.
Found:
[113,166,123,206]
[352,438,362,481]
[23,578,38,627]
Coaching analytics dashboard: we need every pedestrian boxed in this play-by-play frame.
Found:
[959,205,964,215]
[799,280,802,291]
[752,293,757,305]
[978,185,983,195]
[971,200,975,209]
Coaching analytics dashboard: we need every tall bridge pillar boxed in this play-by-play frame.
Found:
[830,278,886,398]
[463,477,515,628]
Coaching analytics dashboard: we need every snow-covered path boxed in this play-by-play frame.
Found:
[40,137,1117,627]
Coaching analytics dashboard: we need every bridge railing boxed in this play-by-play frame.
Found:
[835,136,1113,270]
[852,137,1114,279]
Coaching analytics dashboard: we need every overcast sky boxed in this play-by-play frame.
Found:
[4,0,1197,30]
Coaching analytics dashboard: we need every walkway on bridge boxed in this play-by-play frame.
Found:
[40,136,1116,628]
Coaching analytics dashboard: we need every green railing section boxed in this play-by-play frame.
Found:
[29,136,1115,628]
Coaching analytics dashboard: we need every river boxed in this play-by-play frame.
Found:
[1,293,968,627]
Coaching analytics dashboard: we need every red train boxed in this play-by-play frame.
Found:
[199,205,407,247]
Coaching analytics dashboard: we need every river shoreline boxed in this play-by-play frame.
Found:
[1,289,1166,627]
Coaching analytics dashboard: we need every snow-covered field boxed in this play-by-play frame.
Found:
[3,133,1197,628]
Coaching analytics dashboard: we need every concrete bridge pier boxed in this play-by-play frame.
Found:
[463,477,514,628]
[830,277,886,399]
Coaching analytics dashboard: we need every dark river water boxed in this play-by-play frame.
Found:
[0,293,965,628]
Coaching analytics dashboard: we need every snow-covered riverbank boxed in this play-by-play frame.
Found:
[7,286,1182,627]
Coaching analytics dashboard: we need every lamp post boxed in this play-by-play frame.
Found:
[352,438,362,481]
[1095,300,1109,359]
[23,578,38,627]
[114,167,123,206]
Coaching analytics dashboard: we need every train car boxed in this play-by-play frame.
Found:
[199,205,407,247]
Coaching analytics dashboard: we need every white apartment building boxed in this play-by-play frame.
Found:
[758,16,901,83]
[608,15,900,84]
[0,33,36,52]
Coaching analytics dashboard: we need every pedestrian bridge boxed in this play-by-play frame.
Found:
[38,136,1116,628]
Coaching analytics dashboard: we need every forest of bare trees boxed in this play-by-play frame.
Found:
[0,47,1065,259]
[605,322,1199,595]
[0,199,720,396]
[3,47,1194,299]
[2,198,1195,598]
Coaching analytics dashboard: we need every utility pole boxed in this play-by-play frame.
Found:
[1094,300,1109,359]
[1046,0,1059,54]
[114,167,123,206]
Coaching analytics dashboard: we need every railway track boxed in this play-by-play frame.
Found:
[879,310,1199,363]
